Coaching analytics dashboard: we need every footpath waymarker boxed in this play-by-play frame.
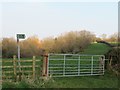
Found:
[16,34,25,81]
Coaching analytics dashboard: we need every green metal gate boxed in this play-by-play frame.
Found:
[48,54,105,77]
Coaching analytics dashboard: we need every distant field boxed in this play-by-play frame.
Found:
[80,43,111,55]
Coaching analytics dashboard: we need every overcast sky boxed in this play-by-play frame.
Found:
[1,1,118,39]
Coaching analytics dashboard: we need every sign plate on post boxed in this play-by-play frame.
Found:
[17,34,25,39]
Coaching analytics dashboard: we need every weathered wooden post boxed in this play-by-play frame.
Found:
[45,54,48,77]
[32,56,36,80]
[42,53,48,80]
[13,55,17,81]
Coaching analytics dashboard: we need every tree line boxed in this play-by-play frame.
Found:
[1,30,119,58]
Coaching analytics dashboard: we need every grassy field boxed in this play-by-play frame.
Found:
[80,43,111,55]
[2,43,118,88]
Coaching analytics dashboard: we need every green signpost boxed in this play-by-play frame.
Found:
[16,34,25,81]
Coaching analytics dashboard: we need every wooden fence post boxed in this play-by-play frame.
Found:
[13,55,17,81]
[32,56,36,79]
[42,54,48,76]
[42,53,48,80]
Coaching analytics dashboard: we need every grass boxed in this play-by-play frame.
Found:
[52,71,118,88]
[80,43,111,55]
[2,70,118,88]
